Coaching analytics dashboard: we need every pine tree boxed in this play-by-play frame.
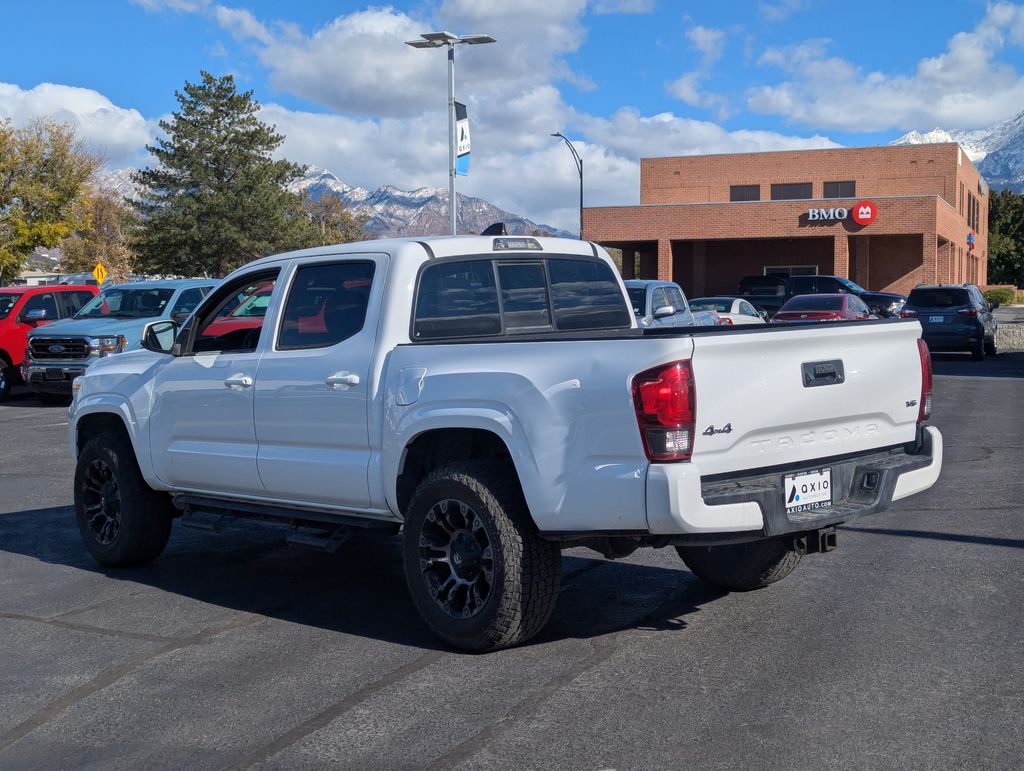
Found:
[133,72,314,277]
[988,189,1024,287]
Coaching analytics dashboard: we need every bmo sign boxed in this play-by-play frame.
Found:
[806,200,878,226]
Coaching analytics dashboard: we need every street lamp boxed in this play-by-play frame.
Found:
[406,31,496,236]
[552,132,583,239]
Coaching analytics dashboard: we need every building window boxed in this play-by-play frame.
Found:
[823,181,856,198]
[967,192,979,231]
[770,182,813,200]
[763,265,818,277]
[729,184,760,202]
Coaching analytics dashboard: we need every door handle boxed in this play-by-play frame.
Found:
[326,372,360,388]
[224,374,254,389]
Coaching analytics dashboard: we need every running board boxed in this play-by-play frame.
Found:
[173,495,400,543]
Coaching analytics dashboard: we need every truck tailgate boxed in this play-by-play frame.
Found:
[688,320,924,476]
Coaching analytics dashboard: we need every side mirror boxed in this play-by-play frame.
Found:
[990,301,1000,310]
[141,320,178,354]
[22,308,48,324]
[653,305,676,319]
[758,309,769,320]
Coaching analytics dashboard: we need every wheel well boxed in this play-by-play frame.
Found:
[76,412,130,456]
[397,428,518,514]
[0,349,11,367]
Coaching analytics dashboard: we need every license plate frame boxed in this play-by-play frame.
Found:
[784,468,832,513]
[45,368,64,380]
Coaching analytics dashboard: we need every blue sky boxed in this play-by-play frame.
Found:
[3,0,1023,230]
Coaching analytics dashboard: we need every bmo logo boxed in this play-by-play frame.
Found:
[851,200,878,225]
[804,200,878,226]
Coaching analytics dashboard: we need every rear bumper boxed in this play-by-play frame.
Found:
[21,362,89,394]
[922,329,984,351]
[646,426,942,539]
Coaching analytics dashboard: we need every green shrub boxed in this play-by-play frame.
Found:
[984,287,1017,305]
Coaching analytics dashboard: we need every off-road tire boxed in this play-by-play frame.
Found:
[74,431,174,566]
[0,362,13,402]
[984,335,998,356]
[402,461,561,652]
[971,341,985,361]
[676,537,801,591]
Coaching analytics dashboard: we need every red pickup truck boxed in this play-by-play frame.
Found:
[0,285,98,401]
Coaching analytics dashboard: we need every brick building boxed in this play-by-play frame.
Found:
[584,143,988,296]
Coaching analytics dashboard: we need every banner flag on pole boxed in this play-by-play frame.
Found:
[455,101,470,176]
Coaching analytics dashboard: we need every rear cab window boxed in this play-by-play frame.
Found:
[413,255,631,340]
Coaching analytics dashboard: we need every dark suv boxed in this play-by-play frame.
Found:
[901,284,998,360]
[736,274,905,318]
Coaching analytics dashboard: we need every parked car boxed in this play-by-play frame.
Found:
[689,296,768,325]
[771,294,876,324]
[737,274,905,318]
[0,284,98,401]
[22,279,217,399]
[68,235,941,652]
[900,284,998,360]
[625,279,721,326]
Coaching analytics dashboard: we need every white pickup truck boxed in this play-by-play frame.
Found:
[68,236,942,651]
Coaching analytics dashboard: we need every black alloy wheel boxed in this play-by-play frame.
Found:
[80,459,122,546]
[418,498,494,619]
[402,462,561,652]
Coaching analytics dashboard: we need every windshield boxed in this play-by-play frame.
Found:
[836,277,867,294]
[690,298,730,312]
[0,293,19,320]
[627,287,647,316]
[76,287,176,319]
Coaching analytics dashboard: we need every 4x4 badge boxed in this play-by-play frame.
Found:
[702,423,733,437]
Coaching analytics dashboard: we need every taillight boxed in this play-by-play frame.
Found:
[632,360,696,462]
[917,338,932,423]
[900,309,918,318]
[956,308,979,317]
[719,317,733,325]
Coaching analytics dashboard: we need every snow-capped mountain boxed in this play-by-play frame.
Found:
[891,110,1024,191]
[286,166,572,239]
[99,165,571,239]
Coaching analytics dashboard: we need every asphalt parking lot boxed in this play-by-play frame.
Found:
[1,344,1022,769]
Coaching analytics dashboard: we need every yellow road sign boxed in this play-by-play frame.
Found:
[92,262,108,285]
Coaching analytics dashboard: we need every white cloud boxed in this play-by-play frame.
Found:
[215,5,274,45]
[687,25,725,65]
[591,0,655,13]
[758,0,807,21]
[667,26,729,117]
[12,3,844,231]
[0,82,155,168]
[748,3,1024,131]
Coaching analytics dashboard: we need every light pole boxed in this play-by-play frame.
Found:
[406,31,495,236]
[552,132,583,239]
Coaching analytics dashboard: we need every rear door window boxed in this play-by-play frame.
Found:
[59,290,94,317]
[278,262,375,349]
[789,277,817,295]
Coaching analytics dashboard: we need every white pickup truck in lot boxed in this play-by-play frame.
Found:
[68,236,942,651]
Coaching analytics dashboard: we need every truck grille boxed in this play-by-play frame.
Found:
[29,337,90,360]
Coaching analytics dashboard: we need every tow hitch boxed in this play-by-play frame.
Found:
[792,526,837,555]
